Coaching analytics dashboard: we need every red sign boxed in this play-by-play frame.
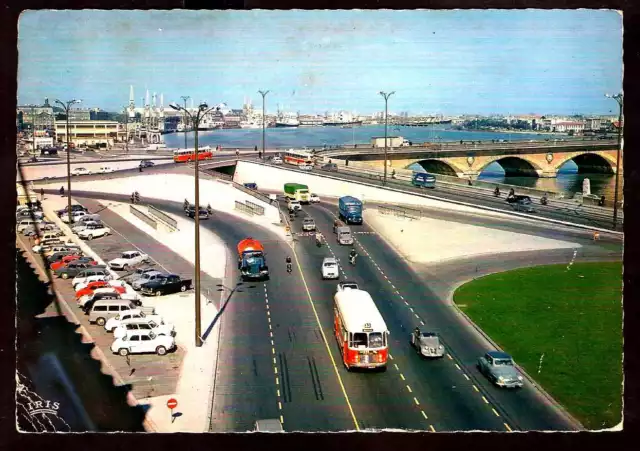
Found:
[167,398,178,410]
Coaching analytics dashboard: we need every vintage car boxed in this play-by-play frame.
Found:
[410,330,445,358]
[477,351,524,388]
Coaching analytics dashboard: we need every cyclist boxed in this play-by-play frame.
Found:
[349,248,357,265]
[286,256,293,273]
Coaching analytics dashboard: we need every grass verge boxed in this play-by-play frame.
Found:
[454,262,622,429]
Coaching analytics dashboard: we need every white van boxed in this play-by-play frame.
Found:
[17,219,43,233]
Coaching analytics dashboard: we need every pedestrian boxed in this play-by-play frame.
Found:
[254,145,258,152]
[40,188,44,201]
[460,139,463,145]
[236,150,240,159]
[139,165,143,172]
[468,177,472,186]
[258,151,262,159]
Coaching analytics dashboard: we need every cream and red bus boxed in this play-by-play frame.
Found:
[173,146,214,163]
[334,289,389,371]
[283,149,314,168]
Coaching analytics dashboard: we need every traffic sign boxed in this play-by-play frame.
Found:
[167,398,178,410]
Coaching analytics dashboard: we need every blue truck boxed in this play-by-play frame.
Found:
[338,196,363,225]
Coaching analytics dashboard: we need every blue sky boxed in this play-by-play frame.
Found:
[18,10,622,115]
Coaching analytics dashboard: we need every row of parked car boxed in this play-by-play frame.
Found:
[20,202,181,357]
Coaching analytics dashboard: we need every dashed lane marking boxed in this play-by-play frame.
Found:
[413,397,420,406]
[482,396,489,404]
[394,364,399,370]
[472,385,479,392]
[420,320,424,326]
[454,363,461,370]
[272,348,275,355]
[492,408,500,417]
[504,423,512,432]
[447,354,453,360]
[406,385,412,393]
[430,425,436,432]
[414,314,420,319]
[421,411,428,420]
[463,374,470,381]
[278,402,282,410]
[400,373,405,381]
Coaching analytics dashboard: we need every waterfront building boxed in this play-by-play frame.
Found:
[54,119,121,148]
[584,117,603,131]
[552,121,585,134]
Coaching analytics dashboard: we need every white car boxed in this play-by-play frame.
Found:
[72,273,113,289]
[71,167,91,176]
[272,156,283,164]
[104,309,164,332]
[299,164,313,171]
[288,200,301,211]
[310,193,320,203]
[302,217,316,231]
[113,319,175,339]
[97,166,114,174]
[337,281,359,292]
[61,211,87,223]
[110,330,176,356]
[108,251,150,271]
[77,222,111,240]
[322,257,340,280]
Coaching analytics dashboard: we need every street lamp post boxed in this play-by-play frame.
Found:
[122,106,129,153]
[605,93,623,230]
[180,96,190,150]
[54,98,81,224]
[258,90,270,157]
[379,91,395,185]
[170,100,220,348]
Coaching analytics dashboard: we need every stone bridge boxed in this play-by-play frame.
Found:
[319,141,621,179]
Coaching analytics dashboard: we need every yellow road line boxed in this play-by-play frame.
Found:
[406,385,412,393]
[400,373,406,381]
[278,401,282,410]
[277,389,281,397]
[421,411,428,419]
[446,354,452,360]
[274,367,278,375]
[276,377,279,385]
[492,408,500,417]
[429,424,436,432]
[413,397,420,406]
[504,422,512,432]
[292,248,360,431]
[463,374,470,381]
[472,385,479,392]
[481,396,489,404]
[280,415,284,424]
[454,363,461,370]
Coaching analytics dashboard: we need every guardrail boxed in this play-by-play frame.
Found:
[147,205,178,229]
[378,204,422,220]
[245,200,265,216]
[130,205,157,230]
[234,201,255,216]
[232,180,273,204]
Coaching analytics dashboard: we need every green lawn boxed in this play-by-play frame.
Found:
[454,262,622,429]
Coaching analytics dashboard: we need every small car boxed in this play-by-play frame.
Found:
[77,222,111,240]
[97,166,114,174]
[321,257,340,280]
[139,160,155,168]
[185,205,209,219]
[410,330,445,358]
[302,217,316,232]
[254,419,284,432]
[477,351,524,388]
[287,200,301,212]
[309,193,320,203]
[299,164,313,171]
[110,330,176,356]
[113,319,175,339]
[71,167,91,176]
[104,309,164,332]
[61,210,87,223]
[337,281,359,292]
[321,163,338,172]
[108,250,150,271]
[244,182,258,190]
[132,270,166,290]
[271,156,283,164]
[507,195,535,213]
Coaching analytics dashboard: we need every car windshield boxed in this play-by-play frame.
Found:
[324,262,336,267]
[299,190,309,194]
[304,219,313,224]
[495,359,514,366]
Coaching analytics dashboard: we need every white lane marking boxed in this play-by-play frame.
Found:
[421,411,428,420]
[482,396,489,404]
[406,385,412,393]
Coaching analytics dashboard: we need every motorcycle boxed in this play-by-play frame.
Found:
[494,188,501,197]
[315,236,323,248]
[207,206,213,215]
[286,263,293,273]
[540,196,548,206]
[349,254,357,266]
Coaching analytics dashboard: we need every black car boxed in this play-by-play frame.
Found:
[47,251,82,264]
[55,263,106,280]
[57,204,88,217]
[244,182,258,190]
[139,160,155,168]
[41,147,58,156]
[185,205,209,219]
[140,274,193,296]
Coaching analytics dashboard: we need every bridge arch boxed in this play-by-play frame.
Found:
[477,156,543,177]
[556,152,616,174]
[412,159,464,177]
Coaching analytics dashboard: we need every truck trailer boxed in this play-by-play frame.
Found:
[237,238,269,280]
[284,183,311,203]
[338,196,363,224]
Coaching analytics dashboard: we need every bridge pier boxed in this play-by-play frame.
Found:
[539,168,558,178]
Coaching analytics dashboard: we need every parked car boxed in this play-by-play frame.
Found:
[321,257,340,280]
[321,163,338,172]
[104,309,164,332]
[55,262,105,280]
[139,160,155,168]
[110,330,176,356]
[17,218,45,233]
[126,267,159,284]
[43,245,82,258]
[185,205,209,219]
[108,250,150,271]
[302,217,316,232]
[113,319,175,339]
[140,274,193,296]
[47,250,81,265]
[132,270,166,290]
[97,166,114,174]
[61,210,88,223]
[336,281,359,292]
[410,330,445,358]
[51,256,95,272]
[77,221,111,240]
[88,299,152,325]
[76,280,126,298]
[79,290,125,310]
[309,193,320,203]
[71,167,91,176]
[243,182,258,190]
[24,223,61,237]
[477,351,524,388]
[56,204,88,217]
[72,268,112,288]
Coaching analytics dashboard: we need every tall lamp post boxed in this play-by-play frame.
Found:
[258,90,270,157]
[54,98,81,224]
[379,91,395,185]
[180,95,190,150]
[170,100,220,348]
[605,93,623,230]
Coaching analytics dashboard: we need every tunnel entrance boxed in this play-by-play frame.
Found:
[486,157,540,177]
[570,153,615,174]
[413,159,459,177]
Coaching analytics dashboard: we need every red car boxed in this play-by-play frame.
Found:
[75,280,125,299]
[50,254,83,271]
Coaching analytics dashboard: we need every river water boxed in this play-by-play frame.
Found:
[163,125,619,198]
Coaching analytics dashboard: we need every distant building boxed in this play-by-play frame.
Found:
[371,136,404,148]
[553,121,585,133]
[16,101,55,131]
[54,120,121,148]
[67,108,91,121]
[584,118,603,131]
[90,109,110,120]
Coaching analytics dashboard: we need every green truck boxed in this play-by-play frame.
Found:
[284,183,310,203]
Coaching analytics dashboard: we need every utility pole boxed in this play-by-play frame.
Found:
[258,90,270,157]
[379,91,395,186]
[605,93,623,230]
[123,106,129,153]
[170,100,220,348]
[55,98,82,225]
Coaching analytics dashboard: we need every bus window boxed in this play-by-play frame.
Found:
[369,332,384,348]
[353,333,367,347]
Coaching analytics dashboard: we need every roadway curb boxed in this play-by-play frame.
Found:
[445,279,586,431]
[16,239,159,432]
